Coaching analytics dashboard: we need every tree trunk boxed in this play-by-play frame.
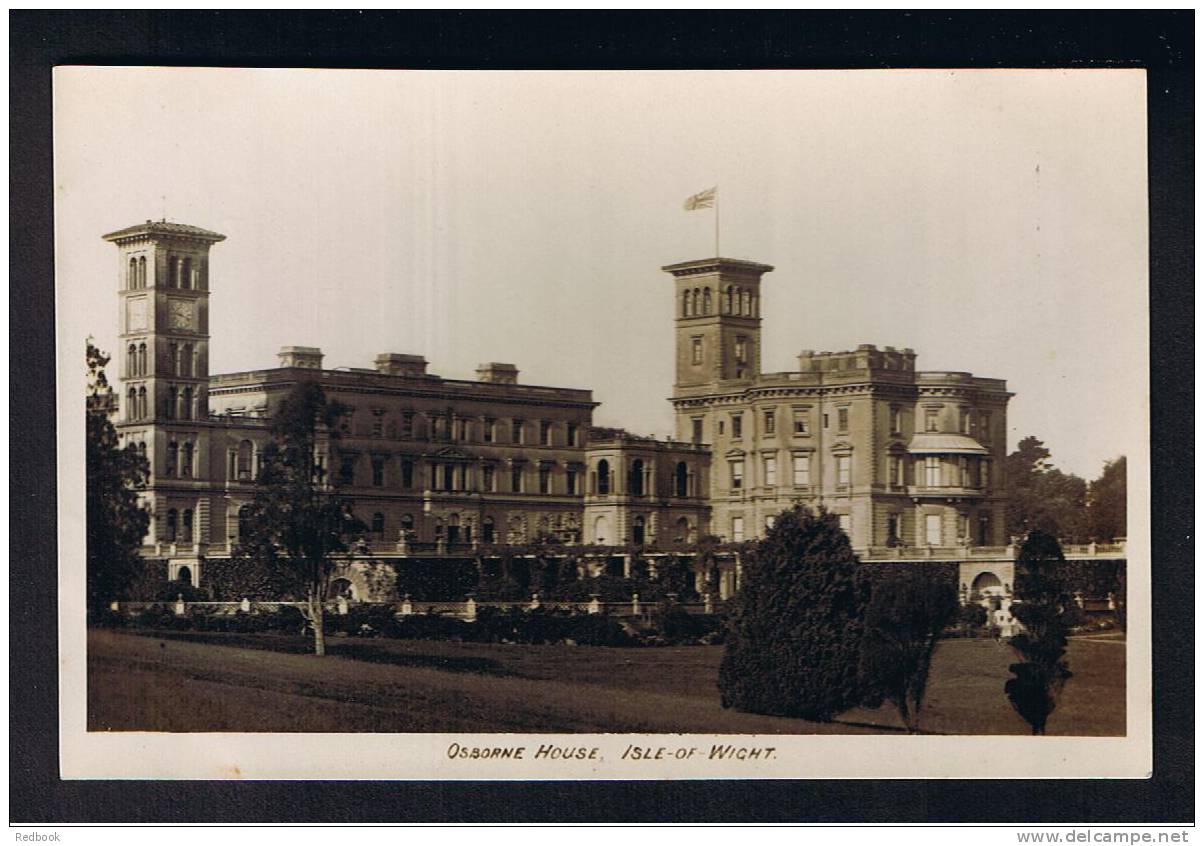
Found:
[309,592,326,656]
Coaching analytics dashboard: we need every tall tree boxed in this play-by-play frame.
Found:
[1004,436,1089,542]
[86,341,150,609]
[718,505,866,721]
[1005,531,1074,734]
[1088,456,1127,542]
[858,565,959,733]
[231,381,365,655]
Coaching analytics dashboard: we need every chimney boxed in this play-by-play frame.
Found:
[375,353,428,376]
[277,346,323,369]
[476,362,519,384]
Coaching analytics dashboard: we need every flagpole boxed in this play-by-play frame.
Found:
[714,187,720,258]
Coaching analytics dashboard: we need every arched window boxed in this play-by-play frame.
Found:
[176,565,192,585]
[742,290,751,316]
[165,508,178,541]
[692,288,701,315]
[137,343,146,376]
[128,258,137,288]
[703,287,712,314]
[127,343,137,375]
[127,388,138,420]
[628,459,645,497]
[169,342,178,375]
[401,513,414,533]
[675,461,689,497]
[137,441,147,462]
[181,257,192,290]
[682,289,691,317]
[482,516,495,545]
[237,440,253,480]
[675,516,690,543]
[751,293,758,317]
[238,504,253,538]
[137,256,146,288]
[182,509,194,542]
[372,512,385,535]
[165,386,176,420]
[137,386,147,419]
[181,386,193,420]
[632,516,645,546]
[725,285,734,314]
[596,459,610,495]
[182,343,193,377]
[181,442,193,477]
[166,441,178,476]
[170,256,180,288]
[593,515,610,545]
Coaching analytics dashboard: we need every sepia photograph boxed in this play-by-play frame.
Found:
[54,65,1152,781]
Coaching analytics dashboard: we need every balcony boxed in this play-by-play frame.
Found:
[907,484,986,501]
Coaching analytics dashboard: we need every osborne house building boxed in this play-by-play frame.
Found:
[106,219,1031,605]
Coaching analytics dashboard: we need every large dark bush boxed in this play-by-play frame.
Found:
[718,505,867,721]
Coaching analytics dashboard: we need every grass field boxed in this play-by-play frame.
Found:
[87,629,1125,735]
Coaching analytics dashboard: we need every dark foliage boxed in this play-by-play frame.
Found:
[1087,456,1127,543]
[951,602,988,637]
[718,505,867,721]
[858,565,959,731]
[1005,531,1074,734]
[86,342,150,609]
[394,558,480,601]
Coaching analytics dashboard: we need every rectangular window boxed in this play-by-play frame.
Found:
[511,466,524,493]
[887,514,901,544]
[718,419,725,436]
[837,455,851,485]
[731,516,745,543]
[735,337,747,362]
[979,459,990,489]
[401,460,414,489]
[540,421,552,446]
[567,423,578,447]
[482,465,495,492]
[691,417,704,444]
[371,416,383,437]
[959,409,971,434]
[925,514,942,546]
[371,456,384,487]
[925,456,941,487]
[402,412,414,438]
[891,407,903,434]
[793,409,809,435]
[539,467,551,494]
[823,413,829,429]
[980,412,992,441]
[691,337,703,365]
[925,408,940,432]
[339,455,356,485]
[566,469,578,495]
[837,407,849,433]
[512,419,524,444]
[838,514,852,536]
[731,414,743,439]
[730,460,744,491]
[793,454,810,486]
[960,457,971,487]
[763,410,776,435]
[764,456,777,487]
[891,455,905,487]
[454,418,467,441]
[483,418,494,442]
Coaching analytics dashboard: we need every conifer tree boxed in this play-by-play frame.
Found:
[718,505,866,721]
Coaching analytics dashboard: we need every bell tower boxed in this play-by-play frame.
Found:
[662,257,774,392]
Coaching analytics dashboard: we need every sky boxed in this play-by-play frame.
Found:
[55,68,1148,480]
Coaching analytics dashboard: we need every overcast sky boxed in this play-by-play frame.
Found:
[55,68,1147,479]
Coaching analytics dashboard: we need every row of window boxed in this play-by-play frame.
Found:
[129,255,198,290]
[725,454,993,492]
[124,385,200,422]
[353,412,581,447]
[681,285,759,318]
[729,512,991,546]
[125,342,197,378]
[592,458,694,498]
[689,336,751,366]
[691,406,995,444]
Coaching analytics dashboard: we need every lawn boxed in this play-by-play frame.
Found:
[87,629,1125,735]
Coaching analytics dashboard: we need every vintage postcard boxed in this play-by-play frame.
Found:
[57,67,1151,780]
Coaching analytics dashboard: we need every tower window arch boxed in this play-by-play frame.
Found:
[181,386,193,420]
[137,386,147,419]
[181,442,193,477]
[169,342,179,375]
[165,508,178,541]
[128,257,137,288]
[742,289,751,316]
[180,257,192,290]
[596,458,610,495]
[628,458,645,497]
[137,256,146,288]
[138,343,146,376]
[166,441,178,476]
[682,289,691,317]
[725,285,734,314]
[127,344,137,376]
[702,287,712,314]
[182,508,194,542]
[182,343,193,377]
[127,388,138,421]
[692,288,701,315]
[166,386,177,420]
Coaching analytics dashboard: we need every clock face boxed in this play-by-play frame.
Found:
[168,299,194,330]
[125,297,147,331]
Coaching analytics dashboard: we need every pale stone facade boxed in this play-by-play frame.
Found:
[664,257,1011,553]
